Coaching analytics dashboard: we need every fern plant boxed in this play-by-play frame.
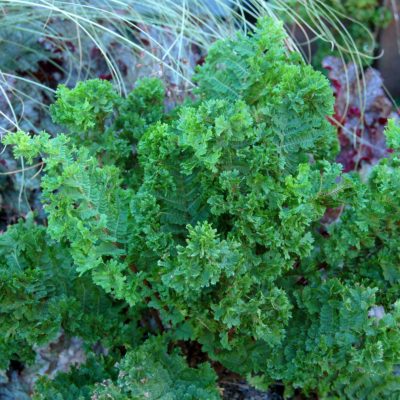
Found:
[0,214,139,372]
[3,17,400,399]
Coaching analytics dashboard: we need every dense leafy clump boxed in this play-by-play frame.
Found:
[321,120,400,288]
[3,18,400,399]
[32,355,119,400]
[0,214,139,372]
[91,336,220,400]
[34,335,219,400]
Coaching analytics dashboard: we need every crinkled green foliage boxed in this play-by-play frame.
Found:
[194,19,338,165]
[0,214,139,372]
[33,336,219,400]
[319,120,400,290]
[114,77,165,141]
[3,18,400,399]
[253,278,400,399]
[91,335,220,400]
[50,79,119,135]
[33,354,119,400]
[49,77,165,176]
[0,215,73,369]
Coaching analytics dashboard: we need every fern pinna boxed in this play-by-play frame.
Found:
[3,18,400,399]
